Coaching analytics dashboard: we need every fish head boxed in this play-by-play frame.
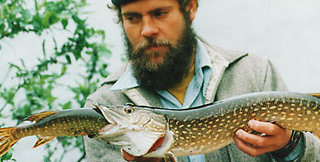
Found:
[97,105,168,156]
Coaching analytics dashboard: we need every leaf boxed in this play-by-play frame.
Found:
[9,63,21,71]
[65,55,71,64]
[61,18,68,29]
[60,101,72,110]
[20,59,26,68]
[0,149,13,160]
[99,64,109,78]
[42,11,59,28]
[42,40,46,58]
[60,65,67,76]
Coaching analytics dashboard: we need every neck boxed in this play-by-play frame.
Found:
[167,54,195,105]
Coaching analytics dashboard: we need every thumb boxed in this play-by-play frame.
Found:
[121,149,136,161]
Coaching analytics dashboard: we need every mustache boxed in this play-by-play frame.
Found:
[131,38,177,55]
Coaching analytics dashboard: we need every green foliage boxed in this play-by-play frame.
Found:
[0,0,110,161]
[0,150,16,162]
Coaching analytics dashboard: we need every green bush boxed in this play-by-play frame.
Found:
[0,0,110,161]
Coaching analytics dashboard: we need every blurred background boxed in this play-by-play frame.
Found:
[1,0,320,161]
[88,0,320,92]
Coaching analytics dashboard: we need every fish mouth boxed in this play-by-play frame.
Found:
[95,104,122,136]
[98,115,120,137]
[99,123,117,133]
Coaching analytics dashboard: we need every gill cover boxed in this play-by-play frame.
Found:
[97,105,167,156]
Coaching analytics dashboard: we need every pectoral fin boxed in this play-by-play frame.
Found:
[121,131,164,156]
[33,136,55,148]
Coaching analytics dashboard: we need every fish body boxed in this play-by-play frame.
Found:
[0,108,109,156]
[97,91,320,157]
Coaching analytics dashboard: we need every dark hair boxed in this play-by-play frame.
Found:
[109,0,199,23]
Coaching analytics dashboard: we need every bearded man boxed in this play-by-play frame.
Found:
[84,0,320,161]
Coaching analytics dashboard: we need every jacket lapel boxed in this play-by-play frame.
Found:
[201,40,248,103]
[203,43,229,103]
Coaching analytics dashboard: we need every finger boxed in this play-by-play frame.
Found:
[121,149,136,161]
[234,136,271,157]
[248,120,284,135]
[121,149,164,162]
[235,129,273,147]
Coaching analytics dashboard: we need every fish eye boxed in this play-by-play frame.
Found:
[124,107,135,114]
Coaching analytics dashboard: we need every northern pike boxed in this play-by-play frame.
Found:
[1,91,320,159]
[98,91,320,158]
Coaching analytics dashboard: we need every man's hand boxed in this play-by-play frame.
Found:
[234,119,292,157]
[121,149,164,162]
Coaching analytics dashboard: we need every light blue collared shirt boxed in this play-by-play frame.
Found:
[110,39,302,162]
[156,39,212,162]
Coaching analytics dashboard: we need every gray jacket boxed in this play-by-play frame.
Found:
[84,41,320,162]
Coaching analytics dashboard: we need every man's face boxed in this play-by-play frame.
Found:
[121,0,197,90]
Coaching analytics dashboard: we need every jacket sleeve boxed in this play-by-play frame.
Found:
[300,132,320,161]
[84,137,126,162]
[262,60,320,161]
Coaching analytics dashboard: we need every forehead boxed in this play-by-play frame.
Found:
[121,0,180,13]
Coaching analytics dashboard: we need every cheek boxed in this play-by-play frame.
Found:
[166,21,185,42]
[161,15,186,42]
[124,24,140,46]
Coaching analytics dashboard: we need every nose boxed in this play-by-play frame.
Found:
[141,16,159,38]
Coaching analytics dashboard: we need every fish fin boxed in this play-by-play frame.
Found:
[33,136,55,148]
[25,111,58,122]
[120,131,165,156]
[0,127,19,157]
[308,93,320,100]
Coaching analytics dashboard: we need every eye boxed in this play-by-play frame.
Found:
[153,11,168,17]
[151,8,170,19]
[124,107,135,114]
[123,15,141,24]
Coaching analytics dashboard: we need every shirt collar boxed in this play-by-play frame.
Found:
[110,66,139,91]
[195,38,212,72]
[110,39,211,91]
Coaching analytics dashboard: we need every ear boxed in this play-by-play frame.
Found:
[185,0,197,21]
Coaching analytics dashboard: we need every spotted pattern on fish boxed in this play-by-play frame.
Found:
[133,91,320,157]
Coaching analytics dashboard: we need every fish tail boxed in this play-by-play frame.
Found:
[0,127,19,157]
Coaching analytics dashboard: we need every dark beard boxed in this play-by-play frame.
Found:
[125,22,197,90]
